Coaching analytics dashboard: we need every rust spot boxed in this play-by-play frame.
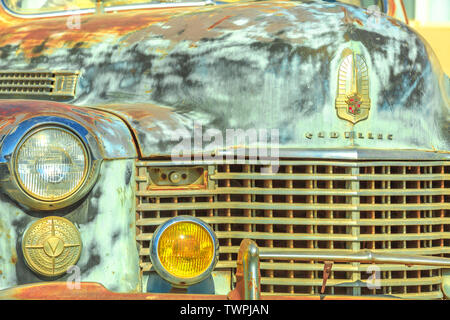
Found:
[341,7,363,26]
[207,15,232,30]
[0,282,228,300]
[387,17,401,26]
[11,255,17,264]
[0,270,3,275]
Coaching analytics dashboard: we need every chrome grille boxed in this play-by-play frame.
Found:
[136,160,450,299]
[0,71,79,99]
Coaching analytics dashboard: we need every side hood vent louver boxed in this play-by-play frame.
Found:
[0,71,79,101]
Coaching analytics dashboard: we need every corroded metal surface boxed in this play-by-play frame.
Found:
[0,1,447,157]
[234,239,450,299]
[232,239,260,300]
[0,282,228,300]
[0,159,140,293]
[0,100,136,160]
[0,281,397,300]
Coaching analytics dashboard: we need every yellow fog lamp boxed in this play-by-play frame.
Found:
[150,216,219,287]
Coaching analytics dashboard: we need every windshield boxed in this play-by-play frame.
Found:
[3,0,203,15]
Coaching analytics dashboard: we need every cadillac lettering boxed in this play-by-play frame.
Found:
[305,132,393,140]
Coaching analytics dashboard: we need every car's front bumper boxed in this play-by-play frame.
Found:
[3,239,450,300]
[0,282,398,300]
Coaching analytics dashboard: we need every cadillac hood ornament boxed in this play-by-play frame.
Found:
[335,50,371,124]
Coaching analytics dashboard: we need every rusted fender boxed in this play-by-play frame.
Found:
[0,282,227,300]
[0,100,136,159]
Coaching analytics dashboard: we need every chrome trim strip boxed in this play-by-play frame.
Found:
[0,0,95,19]
[135,188,450,198]
[0,0,212,19]
[259,250,450,267]
[137,159,450,167]
[0,116,102,163]
[237,239,450,300]
[138,148,450,162]
[212,148,450,161]
[104,1,213,13]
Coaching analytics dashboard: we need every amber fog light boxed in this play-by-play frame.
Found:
[150,216,219,287]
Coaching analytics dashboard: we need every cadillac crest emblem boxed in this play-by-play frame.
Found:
[335,50,371,124]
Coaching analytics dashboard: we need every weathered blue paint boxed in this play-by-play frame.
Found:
[0,159,140,292]
[0,2,447,157]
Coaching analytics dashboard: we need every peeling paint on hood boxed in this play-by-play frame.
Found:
[0,1,448,158]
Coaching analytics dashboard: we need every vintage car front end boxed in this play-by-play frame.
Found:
[0,0,449,300]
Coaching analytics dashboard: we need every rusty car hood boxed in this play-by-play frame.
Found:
[0,1,448,158]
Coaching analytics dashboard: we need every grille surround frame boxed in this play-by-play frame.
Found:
[136,159,450,299]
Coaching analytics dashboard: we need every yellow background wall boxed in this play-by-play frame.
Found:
[410,23,450,76]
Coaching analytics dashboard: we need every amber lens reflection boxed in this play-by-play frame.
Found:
[157,222,214,278]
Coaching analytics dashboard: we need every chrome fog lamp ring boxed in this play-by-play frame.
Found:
[150,216,219,287]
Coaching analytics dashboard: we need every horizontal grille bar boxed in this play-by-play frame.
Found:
[0,83,54,89]
[137,188,450,197]
[139,246,450,259]
[137,202,449,212]
[136,231,450,242]
[137,217,450,227]
[139,260,444,272]
[136,160,450,168]
[260,291,444,299]
[210,173,450,181]
[261,276,442,287]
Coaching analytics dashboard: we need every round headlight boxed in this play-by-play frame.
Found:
[150,216,219,287]
[14,127,88,202]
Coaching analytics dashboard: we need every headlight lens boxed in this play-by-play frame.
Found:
[151,216,219,286]
[15,127,88,201]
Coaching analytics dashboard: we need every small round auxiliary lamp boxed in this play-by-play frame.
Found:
[150,216,219,287]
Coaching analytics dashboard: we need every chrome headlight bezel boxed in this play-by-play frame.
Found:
[0,117,101,211]
[13,125,90,202]
[150,216,220,287]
